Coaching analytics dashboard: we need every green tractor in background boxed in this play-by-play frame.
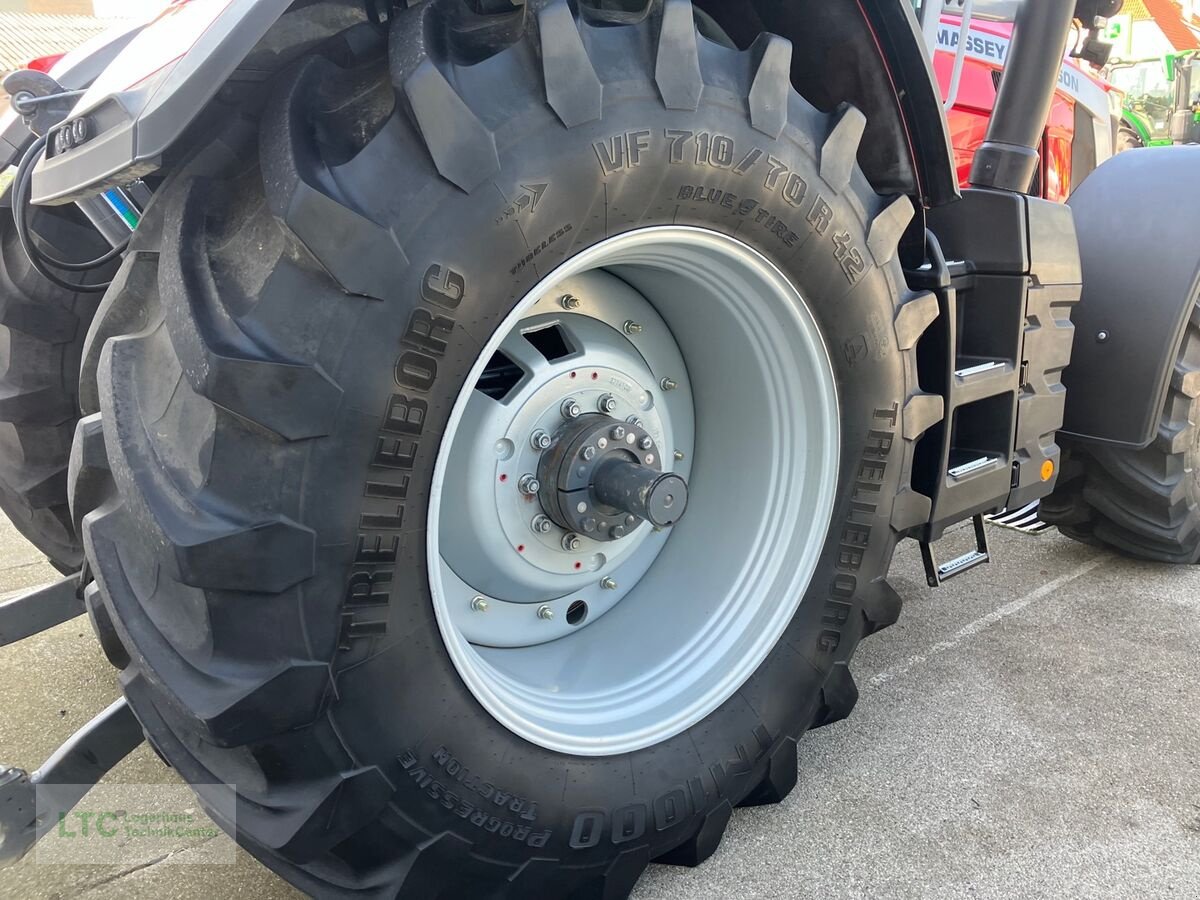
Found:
[1110,50,1200,148]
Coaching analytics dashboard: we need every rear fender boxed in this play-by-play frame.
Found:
[697,0,960,209]
[35,0,959,212]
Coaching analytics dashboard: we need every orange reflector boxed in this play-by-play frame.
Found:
[1041,460,1055,482]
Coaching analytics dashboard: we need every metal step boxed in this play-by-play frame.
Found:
[919,514,991,587]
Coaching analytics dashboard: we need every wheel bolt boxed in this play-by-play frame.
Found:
[561,398,582,419]
[562,533,583,552]
[531,515,553,534]
[626,415,643,428]
[623,320,643,335]
[560,294,582,310]
[611,426,626,441]
[660,377,678,391]
[600,576,618,590]
[639,436,653,450]
[531,430,553,451]
[598,393,618,414]
[537,605,555,620]
[674,449,685,461]
[519,473,540,496]
[582,517,598,533]
[582,446,596,461]
[471,596,489,612]
[610,525,628,539]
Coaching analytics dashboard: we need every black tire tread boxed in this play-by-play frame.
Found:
[1044,296,1200,563]
[0,210,113,571]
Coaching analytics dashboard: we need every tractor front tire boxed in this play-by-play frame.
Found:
[0,209,110,572]
[1043,294,1200,562]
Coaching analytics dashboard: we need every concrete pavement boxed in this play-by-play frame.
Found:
[1,514,1197,899]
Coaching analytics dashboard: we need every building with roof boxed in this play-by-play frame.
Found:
[1110,0,1200,59]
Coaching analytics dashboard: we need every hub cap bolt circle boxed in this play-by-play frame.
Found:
[471,596,489,612]
[560,294,581,310]
[611,426,627,441]
[600,576,618,590]
[518,473,540,496]
[531,430,552,451]
[531,515,553,534]
[598,393,618,414]
[537,605,555,620]
[660,377,678,391]
[562,533,583,552]
[624,320,644,335]
[561,398,582,419]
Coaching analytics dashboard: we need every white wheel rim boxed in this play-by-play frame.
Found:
[428,227,840,756]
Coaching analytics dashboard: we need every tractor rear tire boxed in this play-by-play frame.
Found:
[0,209,110,572]
[73,2,941,895]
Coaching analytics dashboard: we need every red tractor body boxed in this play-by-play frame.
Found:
[935,14,1117,199]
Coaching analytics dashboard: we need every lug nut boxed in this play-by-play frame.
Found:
[598,393,618,414]
[600,576,618,590]
[471,596,489,612]
[531,430,553,451]
[626,415,643,427]
[639,436,653,450]
[611,426,626,441]
[531,515,553,534]
[582,517,598,533]
[610,524,628,539]
[561,398,582,419]
[537,605,555,620]
[562,533,583,552]
[582,446,596,461]
[660,377,678,391]
[560,294,582,310]
[519,473,540,496]
[674,449,685,461]
[624,320,643,335]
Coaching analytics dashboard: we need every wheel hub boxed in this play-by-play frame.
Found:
[536,413,688,541]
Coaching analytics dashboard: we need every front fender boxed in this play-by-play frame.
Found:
[30,0,294,205]
[1060,146,1200,448]
[0,19,145,177]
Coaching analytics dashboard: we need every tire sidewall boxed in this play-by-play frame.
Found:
[297,67,909,863]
